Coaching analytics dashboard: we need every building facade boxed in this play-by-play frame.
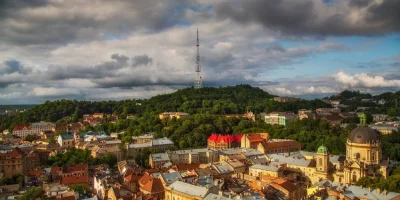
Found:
[207,134,242,149]
[0,148,25,178]
[265,112,297,127]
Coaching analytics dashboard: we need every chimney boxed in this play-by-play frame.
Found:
[368,187,371,192]
[376,188,381,195]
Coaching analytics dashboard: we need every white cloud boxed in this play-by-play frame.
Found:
[333,71,400,88]
[32,87,82,97]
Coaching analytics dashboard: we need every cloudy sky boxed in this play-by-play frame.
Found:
[0,0,400,104]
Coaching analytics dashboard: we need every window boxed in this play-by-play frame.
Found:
[352,171,357,183]
[318,158,322,166]
[372,153,375,161]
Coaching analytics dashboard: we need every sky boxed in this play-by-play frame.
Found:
[0,0,400,104]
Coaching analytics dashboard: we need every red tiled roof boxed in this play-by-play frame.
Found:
[263,140,301,149]
[141,177,164,194]
[172,163,200,171]
[26,168,45,177]
[139,172,152,186]
[50,166,62,175]
[13,124,30,131]
[208,134,242,143]
[0,148,24,158]
[62,164,88,173]
[61,175,89,185]
[246,134,264,142]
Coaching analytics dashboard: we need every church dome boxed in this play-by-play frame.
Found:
[317,145,328,153]
[348,126,379,144]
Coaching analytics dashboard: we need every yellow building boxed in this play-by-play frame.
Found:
[159,112,190,120]
[249,163,283,178]
[165,181,209,200]
[0,148,26,178]
[315,145,329,182]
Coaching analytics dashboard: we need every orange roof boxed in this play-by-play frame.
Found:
[62,164,88,173]
[208,134,243,143]
[246,134,264,142]
[26,168,45,177]
[139,172,152,186]
[172,163,200,171]
[0,148,24,158]
[262,140,301,149]
[50,166,62,175]
[13,125,30,131]
[141,177,164,194]
[61,175,89,185]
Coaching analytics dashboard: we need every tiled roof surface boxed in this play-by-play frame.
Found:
[61,175,89,185]
[141,177,164,194]
[208,134,243,143]
[167,181,208,197]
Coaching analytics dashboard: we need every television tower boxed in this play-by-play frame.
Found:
[194,28,202,89]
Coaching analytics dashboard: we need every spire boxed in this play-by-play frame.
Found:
[194,28,202,89]
[360,113,367,126]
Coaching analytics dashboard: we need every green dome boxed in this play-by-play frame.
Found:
[317,145,328,154]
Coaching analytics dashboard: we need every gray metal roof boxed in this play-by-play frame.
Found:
[151,153,170,162]
[167,181,209,197]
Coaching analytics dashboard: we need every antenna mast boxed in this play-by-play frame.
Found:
[194,28,202,89]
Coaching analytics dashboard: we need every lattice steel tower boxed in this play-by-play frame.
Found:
[194,28,202,89]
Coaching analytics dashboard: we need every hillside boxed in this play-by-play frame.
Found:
[0,85,328,130]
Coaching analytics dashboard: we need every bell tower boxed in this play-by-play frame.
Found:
[315,145,329,181]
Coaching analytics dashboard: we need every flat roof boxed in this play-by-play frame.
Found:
[167,181,208,197]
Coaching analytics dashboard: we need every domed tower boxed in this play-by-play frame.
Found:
[346,125,380,164]
[344,114,382,184]
[316,145,329,181]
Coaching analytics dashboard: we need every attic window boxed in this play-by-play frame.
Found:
[357,135,362,138]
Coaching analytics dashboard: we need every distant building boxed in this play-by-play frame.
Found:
[0,148,25,178]
[12,125,36,138]
[57,133,75,148]
[249,163,283,178]
[149,153,170,168]
[273,96,300,103]
[298,109,312,120]
[265,112,297,126]
[241,133,268,149]
[370,124,398,135]
[159,112,190,120]
[207,134,242,150]
[91,145,123,161]
[164,181,209,200]
[378,99,386,105]
[168,148,218,165]
[372,114,389,122]
[258,139,301,154]
[30,121,56,133]
[316,108,340,114]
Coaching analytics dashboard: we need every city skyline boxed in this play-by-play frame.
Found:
[0,0,400,104]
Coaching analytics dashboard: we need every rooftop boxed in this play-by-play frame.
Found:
[151,153,170,162]
[267,153,313,167]
[167,181,209,197]
[250,163,281,172]
[153,137,174,146]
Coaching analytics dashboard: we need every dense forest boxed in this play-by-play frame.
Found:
[0,85,329,130]
[327,90,400,116]
[1,85,400,160]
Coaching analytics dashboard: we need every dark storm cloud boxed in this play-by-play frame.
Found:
[215,0,400,36]
[0,0,193,45]
[132,54,153,67]
[47,53,130,80]
[0,60,32,75]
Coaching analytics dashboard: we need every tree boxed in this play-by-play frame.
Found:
[70,184,92,198]
[16,187,45,200]
[24,135,36,142]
